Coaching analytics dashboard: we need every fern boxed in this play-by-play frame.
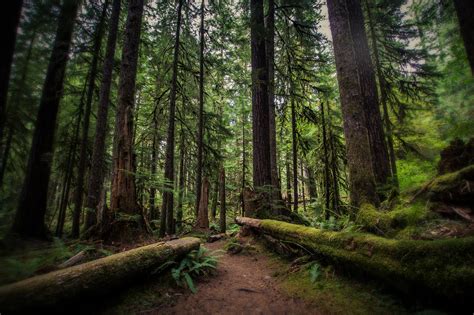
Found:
[170,247,218,293]
[309,262,321,283]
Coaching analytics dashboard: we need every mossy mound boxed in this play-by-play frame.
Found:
[356,202,431,235]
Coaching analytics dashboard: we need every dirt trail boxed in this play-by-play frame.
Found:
[150,239,319,315]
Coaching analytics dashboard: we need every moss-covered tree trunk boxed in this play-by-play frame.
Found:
[326,0,379,207]
[0,238,200,313]
[236,216,474,309]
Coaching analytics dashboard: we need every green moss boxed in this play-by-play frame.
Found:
[278,263,408,314]
[258,219,474,305]
[390,201,430,227]
[356,203,391,233]
[394,226,419,240]
[429,164,474,192]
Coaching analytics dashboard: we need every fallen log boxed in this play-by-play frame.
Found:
[0,237,200,313]
[236,216,474,309]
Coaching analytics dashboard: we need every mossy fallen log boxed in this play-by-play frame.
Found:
[236,217,474,309]
[0,237,200,313]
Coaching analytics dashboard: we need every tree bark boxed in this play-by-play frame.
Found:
[306,165,318,202]
[85,0,122,229]
[364,0,399,189]
[149,112,158,221]
[454,0,474,75]
[196,177,210,229]
[110,0,144,215]
[161,0,183,236]
[0,238,200,313]
[285,154,292,211]
[326,0,379,207]
[346,0,390,188]
[72,0,109,238]
[195,0,205,217]
[219,166,226,233]
[250,0,271,190]
[321,100,331,215]
[291,95,298,213]
[12,0,81,239]
[176,130,185,231]
[265,0,280,200]
[0,0,23,144]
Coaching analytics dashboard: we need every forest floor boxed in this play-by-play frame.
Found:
[150,238,318,315]
[100,236,419,315]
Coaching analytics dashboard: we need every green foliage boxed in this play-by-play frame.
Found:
[170,247,218,293]
[307,213,362,233]
[308,262,321,283]
[227,223,240,235]
[0,238,73,285]
[397,157,437,192]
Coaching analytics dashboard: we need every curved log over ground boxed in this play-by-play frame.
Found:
[236,216,474,309]
[0,237,200,313]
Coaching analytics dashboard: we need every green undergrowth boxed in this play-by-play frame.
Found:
[262,249,409,314]
[98,246,220,314]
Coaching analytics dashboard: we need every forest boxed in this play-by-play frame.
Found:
[0,0,473,313]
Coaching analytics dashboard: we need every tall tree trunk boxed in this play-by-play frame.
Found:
[454,0,474,75]
[265,0,280,201]
[176,129,185,231]
[72,0,108,238]
[326,0,379,208]
[327,101,341,213]
[85,0,122,229]
[0,0,23,144]
[195,0,205,217]
[291,95,298,212]
[161,0,183,236]
[110,0,144,214]
[56,76,89,237]
[149,113,158,221]
[300,161,306,213]
[250,0,271,192]
[321,100,331,215]
[12,0,81,239]
[346,0,390,188]
[211,175,218,220]
[0,128,13,189]
[241,106,246,216]
[196,177,209,229]
[219,166,226,233]
[364,0,399,189]
[285,153,292,211]
[306,165,317,202]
